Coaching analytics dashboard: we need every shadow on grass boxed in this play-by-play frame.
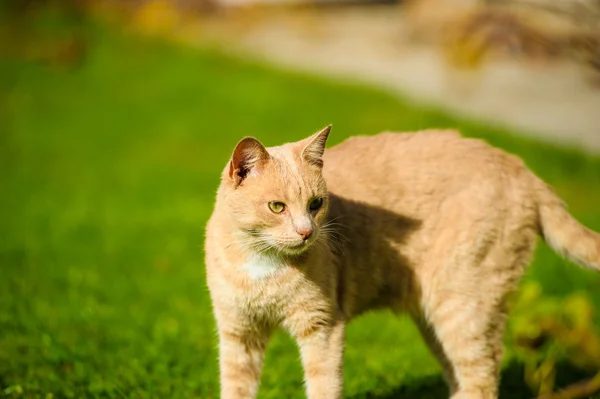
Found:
[350,361,595,399]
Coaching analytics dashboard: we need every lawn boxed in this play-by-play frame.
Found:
[1,11,600,399]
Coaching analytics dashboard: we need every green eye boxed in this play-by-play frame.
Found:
[268,202,286,214]
[309,197,323,211]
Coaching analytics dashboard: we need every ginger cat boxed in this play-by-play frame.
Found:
[204,126,600,399]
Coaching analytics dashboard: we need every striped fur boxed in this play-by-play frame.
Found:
[205,127,599,399]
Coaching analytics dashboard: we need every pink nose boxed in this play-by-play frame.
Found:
[297,228,313,241]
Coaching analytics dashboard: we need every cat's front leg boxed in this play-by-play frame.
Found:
[218,327,269,399]
[297,320,346,399]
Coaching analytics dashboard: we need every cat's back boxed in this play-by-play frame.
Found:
[323,130,528,212]
[325,129,464,172]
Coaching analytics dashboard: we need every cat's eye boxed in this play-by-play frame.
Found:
[268,201,286,214]
[309,197,324,211]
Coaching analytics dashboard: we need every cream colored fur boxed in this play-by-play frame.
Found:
[205,127,600,399]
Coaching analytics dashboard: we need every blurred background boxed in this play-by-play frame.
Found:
[1,0,600,398]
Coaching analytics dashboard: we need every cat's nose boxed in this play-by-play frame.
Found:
[297,227,313,241]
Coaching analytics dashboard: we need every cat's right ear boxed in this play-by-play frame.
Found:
[228,137,270,186]
[301,125,331,168]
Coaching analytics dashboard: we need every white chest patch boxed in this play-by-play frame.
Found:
[242,254,286,281]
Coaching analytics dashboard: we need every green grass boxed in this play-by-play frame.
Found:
[1,17,600,399]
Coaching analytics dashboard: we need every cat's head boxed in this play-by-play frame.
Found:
[220,126,332,257]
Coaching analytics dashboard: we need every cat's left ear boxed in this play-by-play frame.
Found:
[301,125,331,168]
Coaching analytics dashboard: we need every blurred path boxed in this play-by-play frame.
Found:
[199,7,600,153]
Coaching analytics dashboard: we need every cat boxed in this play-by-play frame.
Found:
[204,126,600,399]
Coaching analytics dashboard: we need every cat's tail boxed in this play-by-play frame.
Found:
[535,177,600,271]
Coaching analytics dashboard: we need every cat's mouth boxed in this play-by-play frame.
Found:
[279,235,317,255]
